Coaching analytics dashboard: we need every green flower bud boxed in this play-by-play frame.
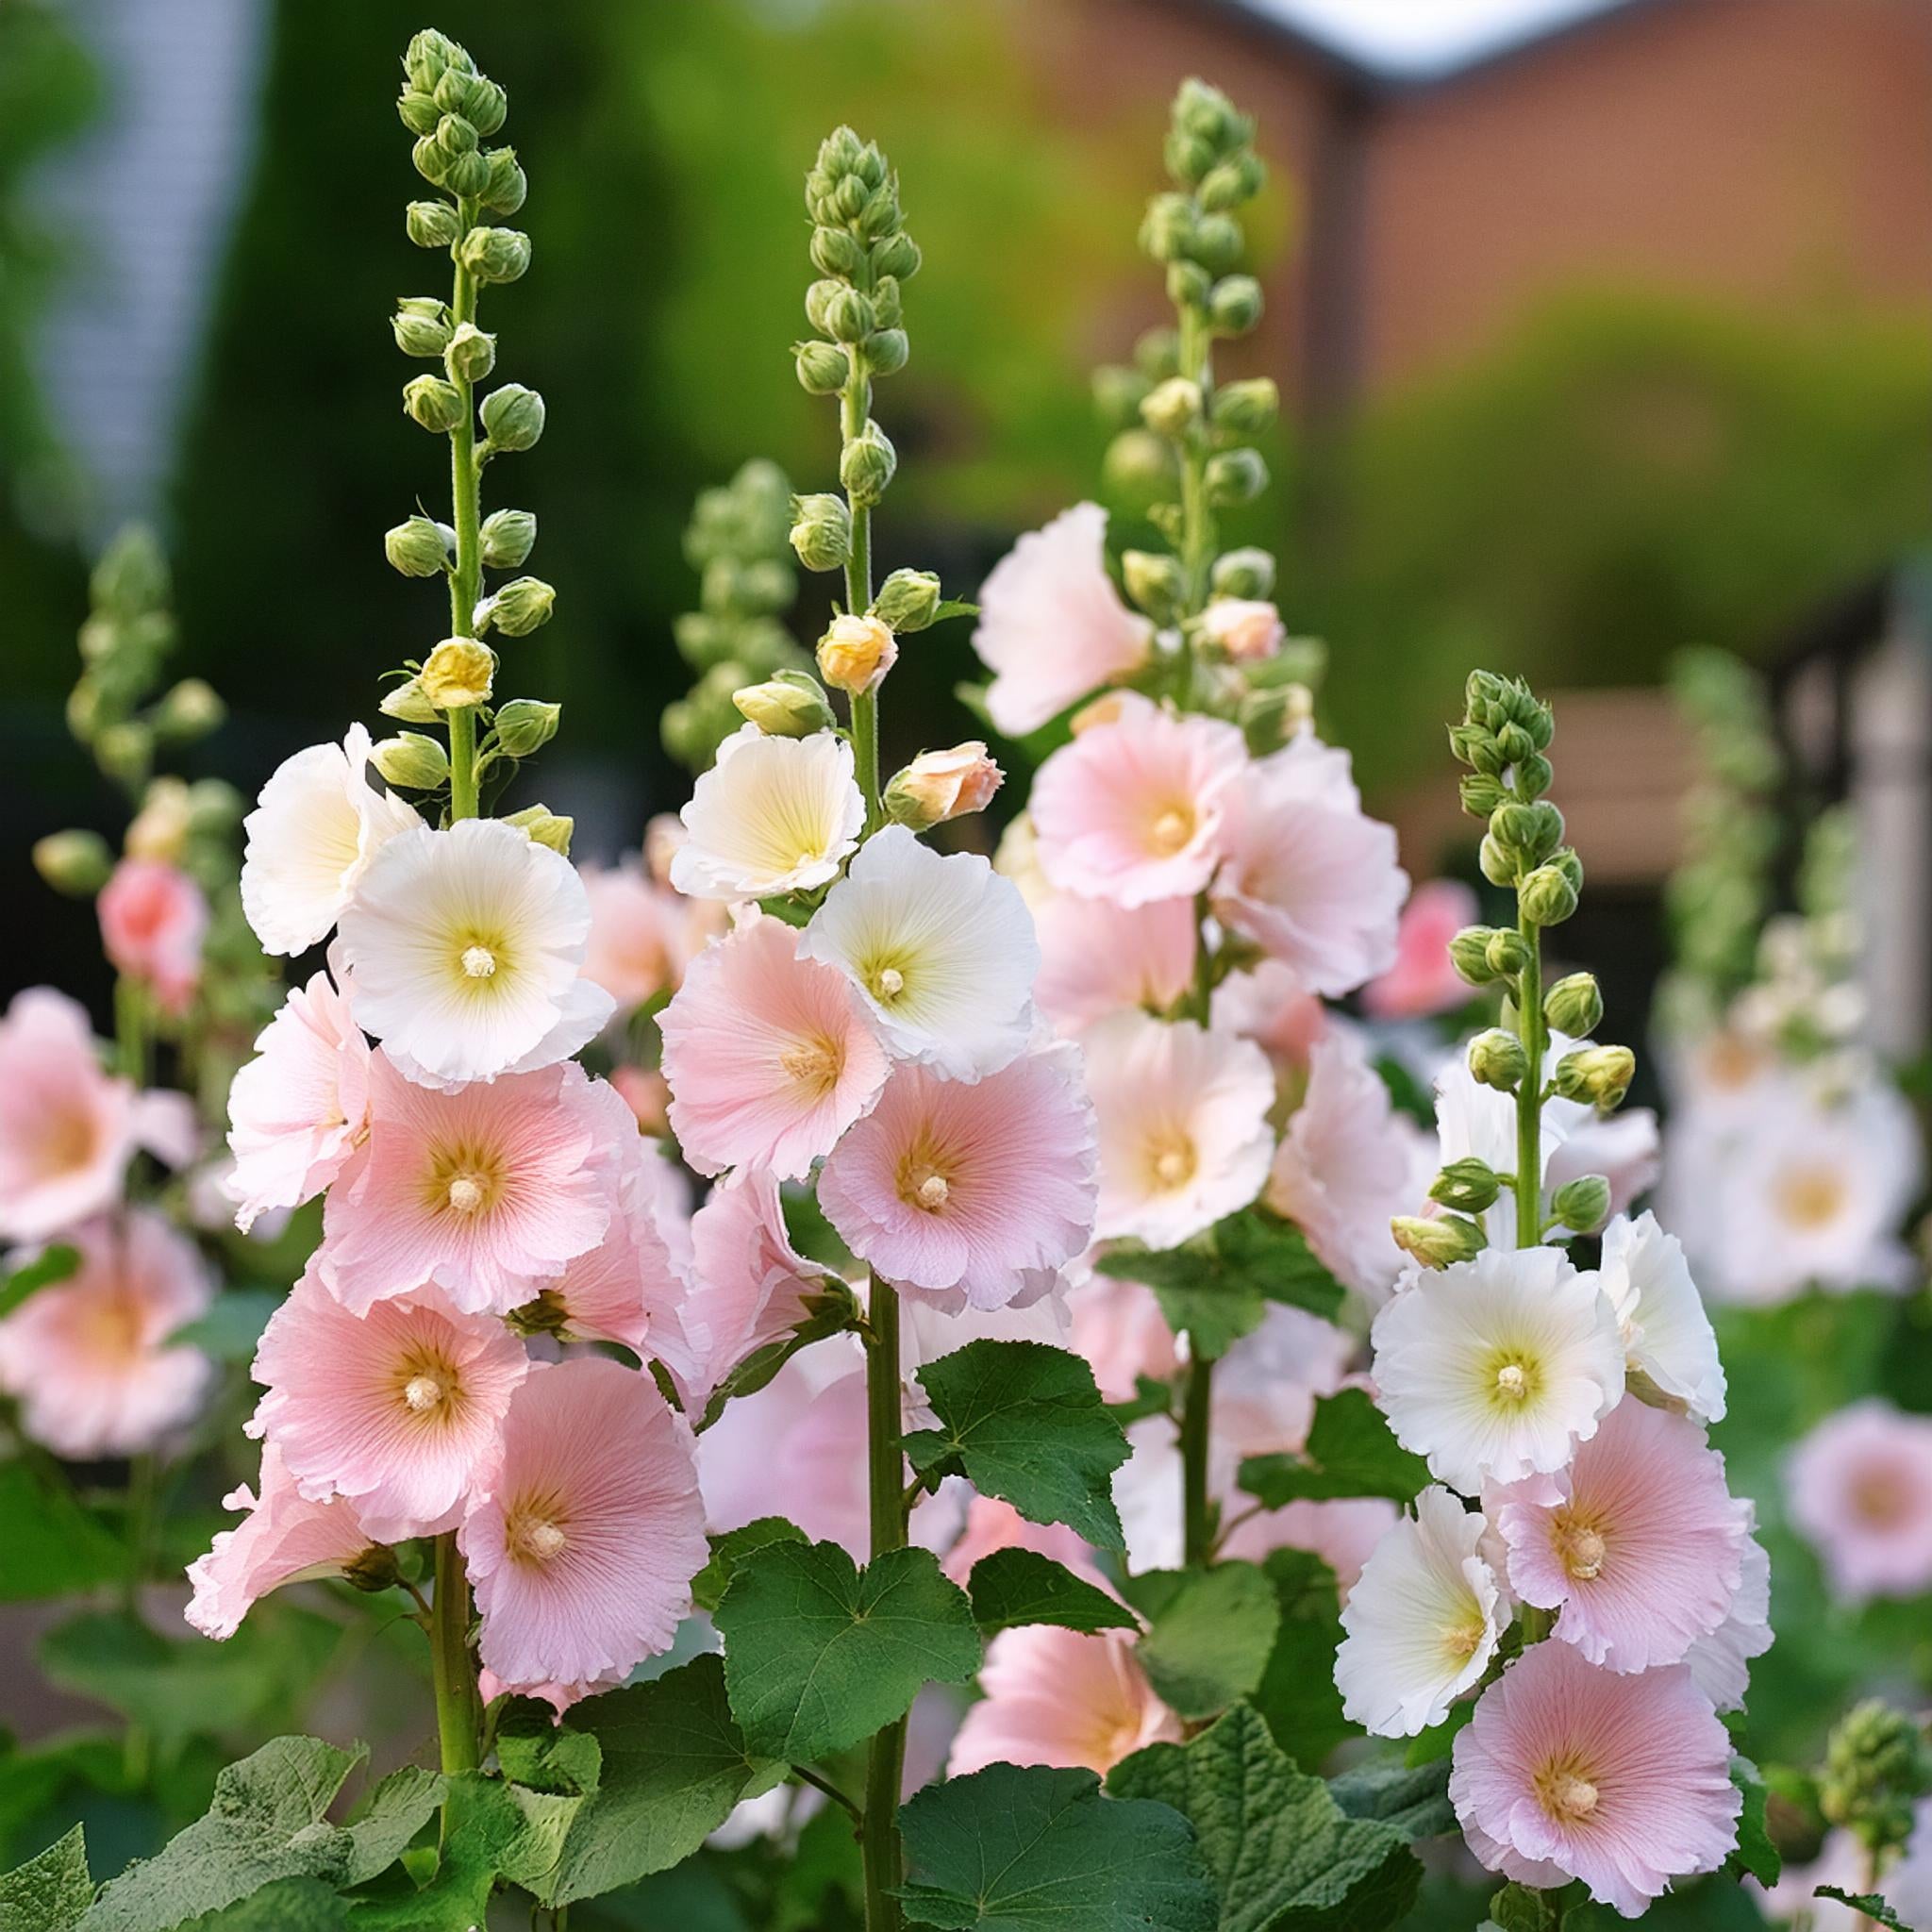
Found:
[481,148,526,216]
[1123,550,1185,623]
[391,298,451,358]
[1448,721,1495,769]
[1199,150,1265,212]
[1495,721,1536,767]
[1140,376,1203,438]
[1549,846,1584,892]
[1552,1044,1636,1110]
[864,328,909,376]
[871,231,921,281]
[1821,1700,1932,1857]
[397,91,441,138]
[1187,211,1243,273]
[824,287,874,344]
[1430,1158,1503,1215]
[1208,275,1264,335]
[405,198,461,249]
[1544,972,1604,1038]
[1520,862,1579,926]
[804,278,843,335]
[1391,1213,1487,1270]
[1478,832,1517,888]
[858,183,901,239]
[1139,192,1196,262]
[504,803,573,856]
[479,508,536,572]
[1174,77,1243,148]
[95,720,153,788]
[343,1543,403,1595]
[809,225,865,277]
[873,567,941,633]
[150,678,225,741]
[385,515,451,578]
[1212,376,1278,436]
[379,675,441,724]
[411,135,452,186]
[480,383,545,452]
[1551,1174,1612,1235]
[450,73,507,139]
[733,671,837,739]
[794,340,850,396]
[1134,327,1182,380]
[1460,773,1508,818]
[370,731,450,791]
[1491,800,1550,859]
[1516,751,1554,799]
[840,420,897,507]
[789,492,852,573]
[1101,428,1177,502]
[1449,926,1502,987]
[32,829,113,897]
[441,147,492,198]
[487,576,556,638]
[492,697,561,758]
[444,322,495,384]
[402,375,464,433]
[1485,928,1531,977]
[1206,447,1268,507]
[183,777,243,836]
[1166,259,1212,309]
[404,29,471,94]
[458,225,530,285]
[1211,547,1275,601]
[436,112,477,157]
[1469,1027,1529,1091]
[1165,126,1216,188]
[1092,364,1152,430]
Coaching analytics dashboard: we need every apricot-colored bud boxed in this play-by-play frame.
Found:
[885,741,1004,831]
[419,637,495,710]
[1198,596,1284,663]
[816,612,898,695]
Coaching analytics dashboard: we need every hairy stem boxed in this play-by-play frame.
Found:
[840,353,881,831]
[862,1276,908,1932]
[1514,901,1544,1247]
[429,1531,481,1783]
[444,193,484,823]
[1180,1351,1216,1566]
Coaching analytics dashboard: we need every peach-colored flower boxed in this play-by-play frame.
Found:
[98,858,208,1012]
[1362,877,1479,1021]
[581,860,691,1009]
[1196,597,1284,663]
[1066,1267,1178,1406]
[886,742,1004,831]
[1032,893,1197,1035]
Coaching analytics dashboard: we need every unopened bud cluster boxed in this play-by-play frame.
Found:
[1820,1700,1932,1859]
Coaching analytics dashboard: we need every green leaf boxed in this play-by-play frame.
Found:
[538,1655,783,1907]
[1121,1566,1279,1723]
[716,1540,980,1764]
[899,1762,1217,1931]
[1326,1757,1456,1842]
[0,1463,125,1602]
[930,598,979,623]
[1815,1887,1908,1929]
[1725,1757,1780,1889]
[178,1879,348,1930]
[0,1245,78,1319]
[1250,1549,1356,1765]
[1403,1698,1476,1767]
[1108,1703,1419,1932]
[1235,1390,1429,1507]
[966,1550,1137,1639]
[694,1286,858,1430]
[904,1341,1130,1550]
[1490,1882,1574,1932]
[341,1767,444,1883]
[0,1823,90,1932]
[495,1707,602,1799]
[166,1290,282,1362]
[691,1518,808,1615]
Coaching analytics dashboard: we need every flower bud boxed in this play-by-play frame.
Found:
[873,567,941,633]
[1199,150,1265,212]
[405,198,461,249]
[1448,926,1502,986]
[370,732,450,791]
[1211,547,1275,601]
[885,741,1004,832]
[1544,972,1604,1038]
[150,678,225,741]
[385,515,451,578]
[1468,1027,1528,1091]
[1520,862,1579,926]
[184,777,243,836]
[1139,192,1196,262]
[840,420,897,507]
[32,829,112,898]
[1430,1158,1504,1216]
[1165,127,1216,188]
[480,383,544,452]
[397,91,441,138]
[419,638,495,709]
[487,576,556,638]
[1092,363,1152,430]
[127,779,192,861]
[492,697,561,758]
[459,225,531,285]
[402,375,464,433]
[478,508,536,572]
[1821,1699,1932,1857]
[1166,259,1211,309]
[824,287,875,343]
[448,147,495,197]
[817,612,897,695]
[1102,429,1176,501]
[1516,752,1554,799]
[1123,550,1184,623]
[1484,928,1530,977]
[343,1544,403,1595]
[391,298,452,358]
[1495,721,1536,768]
[1211,377,1278,437]
[1134,327,1181,380]
[1198,597,1283,663]
[481,149,526,216]
[809,224,865,277]
[1140,376,1203,438]
[794,340,850,396]
[872,231,921,281]
[864,327,909,376]
[451,74,507,139]
[1459,774,1507,818]
[1208,274,1263,335]
[790,492,851,573]
[1553,1044,1636,1111]
[804,278,842,335]
[1551,1174,1612,1236]
[94,722,151,789]
[1478,832,1517,889]
[405,29,470,94]
[443,322,495,385]
[1205,447,1268,506]
[504,804,573,856]
[734,672,837,739]
[411,135,452,186]
[1391,1214,1486,1270]
[379,676,441,724]
[436,111,478,157]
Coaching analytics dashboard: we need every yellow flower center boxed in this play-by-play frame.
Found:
[1148,805,1195,857]
[1777,1164,1847,1230]
[780,1032,846,1097]
[897,1129,956,1214]
[425,1141,506,1219]
[1146,1130,1198,1192]
[865,961,908,1003]
[404,1373,446,1413]
[1536,1761,1602,1825]
[1554,1509,1608,1580]
[461,944,497,978]
[1443,1597,1489,1659]
[1493,1359,1531,1401]
[75,1291,146,1364]
[38,1105,99,1180]
[393,1348,463,1429]
[506,1492,572,1567]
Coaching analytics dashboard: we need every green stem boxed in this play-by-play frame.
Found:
[1175,302,1216,621]
[840,354,881,833]
[1180,1351,1216,1565]
[444,194,485,825]
[1513,903,1545,1248]
[448,704,479,823]
[428,1531,481,1781]
[113,975,148,1086]
[861,1276,908,1932]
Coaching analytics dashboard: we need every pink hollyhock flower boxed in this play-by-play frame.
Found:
[98,858,208,1012]
[0,1209,211,1457]
[1083,1011,1274,1249]
[225,952,371,1233]
[610,1065,671,1135]
[1031,705,1246,908]
[1789,1399,1932,1601]
[249,1266,528,1541]
[971,503,1154,737]
[1449,1642,1740,1917]
[1684,1521,1772,1714]
[186,1442,380,1640]
[948,1624,1180,1778]
[1211,732,1407,996]
[1031,892,1197,1035]
[1361,877,1479,1021]
[941,1494,1099,1590]
[1492,1398,1751,1673]
[818,1045,1098,1311]
[1266,1028,1435,1302]
[320,1056,616,1316]
[1066,1268,1177,1405]
[0,989,192,1242]
[1211,959,1329,1066]
[581,859,691,1009]
[461,1357,708,1695]
[660,912,890,1179]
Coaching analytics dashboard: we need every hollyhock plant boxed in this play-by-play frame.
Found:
[97,856,209,1012]
[1362,875,1480,1020]
[1788,1400,1932,1602]
[1594,1210,1726,1422]
[670,724,864,901]
[1030,891,1197,1034]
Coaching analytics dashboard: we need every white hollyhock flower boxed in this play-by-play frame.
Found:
[339,819,614,1086]
[1371,1245,1624,1494]
[1595,1210,1725,1423]
[799,825,1037,1080]
[240,724,420,955]
[671,726,864,902]
[1336,1486,1501,1736]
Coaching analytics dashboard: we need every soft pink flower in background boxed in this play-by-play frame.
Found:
[1361,877,1479,1020]
[1449,1642,1740,1917]
[249,1268,528,1541]
[671,726,864,902]
[970,502,1154,737]
[580,859,695,1009]
[1031,891,1197,1034]
[1788,1399,1932,1602]
[186,1442,377,1641]
[0,1209,211,1457]
[462,1357,707,1697]
[98,857,208,1012]
[940,1494,1099,1590]
[1066,1270,1177,1405]
[661,912,891,1178]
[1031,705,1246,908]
[536,1158,694,1366]
[1211,959,1328,1067]
[610,1065,672,1136]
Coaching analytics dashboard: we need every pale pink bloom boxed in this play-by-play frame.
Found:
[1084,1011,1274,1249]
[249,1266,527,1542]
[1211,732,1407,996]
[1032,893,1196,1034]
[1210,959,1328,1066]
[661,912,890,1179]
[1032,706,1246,908]
[1788,1399,1932,1602]
[1066,1268,1177,1405]
[610,1066,671,1135]
[1362,877,1479,1021]
[1684,1522,1772,1715]
[1594,1211,1725,1424]
[1195,596,1284,663]
[900,1274,1073,1371]
[225,953,371,1233]
[1449,1643,1740,1917]
[1492,1398,1751,1674]
[320,1056,616,1316]
[186,1442,378,1641]
[888,742,1003,828]
[1221,1495,1398,1595]
[581,860,690,1008]
[463,1357,707,1697]
[941,1494,1100,1591]
[0,1210,211,1458]
[948,1625,1180,1777]
[0,989,195,1242]
[971,503,1154,737]
[98,858,208,1011]
[1267,1028,1434,1303]
[671,726,864,902]
[819,1045,1098,1311]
